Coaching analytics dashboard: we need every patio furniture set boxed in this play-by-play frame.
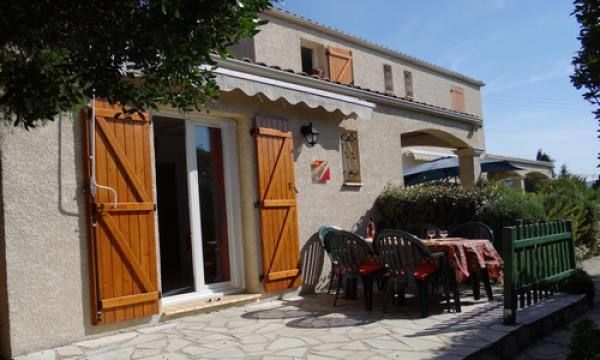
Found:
[318,222,503,318]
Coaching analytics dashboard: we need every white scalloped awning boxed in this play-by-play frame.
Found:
[214,67,374,119]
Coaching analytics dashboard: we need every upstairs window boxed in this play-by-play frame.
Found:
[451,86,465,112]
[327,46,354,84]
[300,39,327,77]
[301,46,314,74]
[404,70,414,99]
[383,64,394,94]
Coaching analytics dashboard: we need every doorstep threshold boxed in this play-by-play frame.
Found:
[161,293,262,320]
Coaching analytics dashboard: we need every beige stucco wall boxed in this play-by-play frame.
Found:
[250,16,483,118]
[0,87,483,357]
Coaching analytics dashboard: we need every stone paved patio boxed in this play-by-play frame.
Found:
[16,284,585,360]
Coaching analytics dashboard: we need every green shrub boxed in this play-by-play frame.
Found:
[559,268,595,306]
[376,182,496,233]
[538,175,600,254]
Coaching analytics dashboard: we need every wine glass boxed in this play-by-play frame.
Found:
[426,228,436,240]
[439,229,448,239]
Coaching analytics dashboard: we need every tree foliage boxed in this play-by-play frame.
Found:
[0,0,273,128]
[571,0,600,166]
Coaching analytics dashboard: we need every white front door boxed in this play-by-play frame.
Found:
[154,113,244,306]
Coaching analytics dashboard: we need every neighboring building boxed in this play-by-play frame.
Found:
[0,8,538,357]
[402,147,554,190]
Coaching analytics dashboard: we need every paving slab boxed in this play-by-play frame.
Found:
[14,277,587,360]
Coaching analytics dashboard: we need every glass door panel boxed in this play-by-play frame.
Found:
[194,125,231,284]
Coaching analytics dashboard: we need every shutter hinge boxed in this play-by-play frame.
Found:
[96,311,103,322]
[250,128,257,136]
[259,274,265,282]
[158,291,162,299]
[254,201,260,208]
[153,203,157,211]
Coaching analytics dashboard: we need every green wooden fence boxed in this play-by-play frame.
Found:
[503,220,576,325]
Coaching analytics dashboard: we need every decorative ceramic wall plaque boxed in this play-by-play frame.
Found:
[311,160,331,183]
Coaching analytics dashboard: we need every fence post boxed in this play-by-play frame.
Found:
[566,220,576,269]
[503,226,517,325]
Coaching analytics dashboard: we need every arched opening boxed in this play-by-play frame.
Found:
[401,129,481,187]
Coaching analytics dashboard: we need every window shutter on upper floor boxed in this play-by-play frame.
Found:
[327,46,354,84]
[451,86,465,113]
[404,70,414,99]
[383,64,394,94]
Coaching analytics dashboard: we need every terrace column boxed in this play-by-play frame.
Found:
[455,148,483,187]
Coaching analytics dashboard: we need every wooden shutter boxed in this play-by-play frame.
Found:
[327,46,354,84]
[451,86,465,112]
[341,130,362,184]
[404,70,414,99]
[82,100,159,325]
[253,116,301,292]
[383,64,394,94]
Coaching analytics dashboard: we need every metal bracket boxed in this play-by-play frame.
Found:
[259,274,265,282]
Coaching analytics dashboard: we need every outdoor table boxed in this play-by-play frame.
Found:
[421,238,503,284]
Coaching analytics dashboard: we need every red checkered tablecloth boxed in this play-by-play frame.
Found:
[422,238,503,283]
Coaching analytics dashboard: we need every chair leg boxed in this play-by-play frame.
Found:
[328,264,336,295]
[417,280,429,318]
[333,275,344,307]
[471,272,481,301]
[449,272,461,313]
[441,274,451,312]
[398,283,405,306]
[362,275,374,311]
[481,267,493,301]
[382,279,394,313]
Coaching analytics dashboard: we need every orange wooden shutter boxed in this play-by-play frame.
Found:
[82,100,159,325]
[253,116,301,292]
[327,46,354,84]
[451,86,465,112]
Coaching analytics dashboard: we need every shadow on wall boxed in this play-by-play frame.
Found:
[298,234,326,295]
[0,153,13,359]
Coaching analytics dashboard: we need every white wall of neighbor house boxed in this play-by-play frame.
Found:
[0,88,483,357]
[249,15,484,118]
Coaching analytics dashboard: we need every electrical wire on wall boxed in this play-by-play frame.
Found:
[88,94,118,208]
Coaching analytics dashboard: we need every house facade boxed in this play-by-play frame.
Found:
[0,8,504,358]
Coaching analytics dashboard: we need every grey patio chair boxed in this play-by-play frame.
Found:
[449,221,495,301]
[324,229,383,311]
[318,225,341,294]
[374,229,455,317]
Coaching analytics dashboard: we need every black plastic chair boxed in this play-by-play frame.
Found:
[318,225,341,294]
[324,230,382,311]
[449,222,495,301]
[374,229,455,317]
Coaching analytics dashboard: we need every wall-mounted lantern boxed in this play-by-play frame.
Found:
[301,122,320,147]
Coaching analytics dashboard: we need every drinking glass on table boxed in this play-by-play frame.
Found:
[439,229,448,239]
[426,228,437,240]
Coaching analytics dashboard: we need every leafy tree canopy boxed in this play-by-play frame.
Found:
[571,0,600,165]
[536,149,554,162]
[0,0,272,128]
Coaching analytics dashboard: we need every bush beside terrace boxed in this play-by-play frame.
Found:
[375,176,599,256]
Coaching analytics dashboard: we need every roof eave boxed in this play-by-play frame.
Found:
[215,57,483,127]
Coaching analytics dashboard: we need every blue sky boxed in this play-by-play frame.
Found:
[278,0,598,179]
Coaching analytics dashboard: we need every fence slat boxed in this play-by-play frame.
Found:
[502,220,576,325]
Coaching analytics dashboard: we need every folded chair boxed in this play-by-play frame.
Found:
[324,230,383,311]
[374,229,452,318]
[449,221,495,301]
[318,225,341,294]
